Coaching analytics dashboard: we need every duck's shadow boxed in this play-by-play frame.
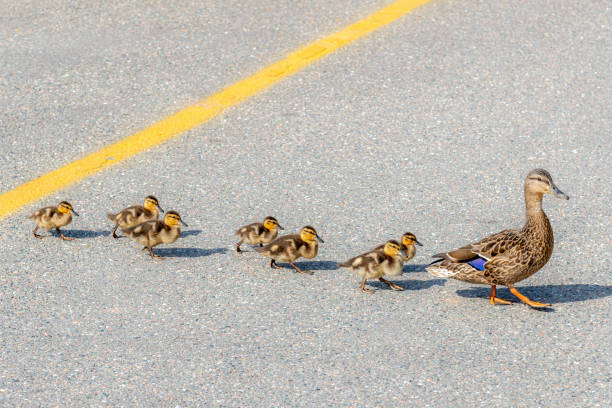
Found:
[368,278,446,291]
[154,247,227,258]
[457,284,612,308]
[59,229,109,239]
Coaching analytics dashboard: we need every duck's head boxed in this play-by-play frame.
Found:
[58,201,79,216]
[300,226,324,243]
[383,240,402,256]
[164,210,187,227]
[144,195,164,212]
[401,232,423,247]
[263,216,284,231]
[525,169,569,200]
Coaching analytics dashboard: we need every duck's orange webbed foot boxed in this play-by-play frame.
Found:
[509,286,551,308]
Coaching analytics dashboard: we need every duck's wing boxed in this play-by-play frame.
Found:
[432,228,523,264]
[427,229,524,282]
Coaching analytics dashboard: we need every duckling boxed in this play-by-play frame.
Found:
[29,201,79,240]
[121,210,187,260]
[374,232,423,261]
[107,195,164,239]
[427,169,569,308]
[340,240,405,293]
[235,216,284,253]
[256,225,324,274]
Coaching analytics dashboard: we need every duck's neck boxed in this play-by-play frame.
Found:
[523,190,552,236]
[525,190,544,217]
[522,189,555,264]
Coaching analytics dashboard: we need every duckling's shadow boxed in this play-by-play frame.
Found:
[402,263,429,273]
[296,260,339,271]
[457,284,612,310]
[54,229,109,239]
[181,229,203,238]
[154,247,227,258]
[368,278,446,291]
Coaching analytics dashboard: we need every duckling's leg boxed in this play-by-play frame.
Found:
[509,286,551,308]
[379,277,404,291]
[147,245,164,260]
[360,278,374,293]
[270,259,280,269]
[488,285,512,305]
[111,224,120,239]
[236,240,243,253]
[289,261,313,275]
[33,226,43,239]
[56,228,73,241]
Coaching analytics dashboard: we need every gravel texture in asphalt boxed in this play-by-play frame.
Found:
[1,0,610,406]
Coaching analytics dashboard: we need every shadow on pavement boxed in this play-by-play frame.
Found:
[57,229,110,239]
[154,247,228,258]
[403,263,429,273]
[181,229,203,238]
[367,278,446,291]
[456,284,612,304]
[296,260,339,271]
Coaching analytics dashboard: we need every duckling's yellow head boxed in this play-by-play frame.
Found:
[144,195,164,212]
[58,201,79,216]
[383,240,401,256]
[525,169,569,200]
[164,210,187,227]
[401,232,423,247]
[300,226,324,243]
[263,216,284,231]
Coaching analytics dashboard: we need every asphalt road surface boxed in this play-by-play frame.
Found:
[1,0,610,406]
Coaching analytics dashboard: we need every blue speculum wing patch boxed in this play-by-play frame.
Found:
[467,257,486,271]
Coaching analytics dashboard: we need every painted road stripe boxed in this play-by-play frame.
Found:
[0,0,431,220]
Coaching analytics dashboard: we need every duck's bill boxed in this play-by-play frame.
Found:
[415,239,423,246]
[316,235,325,243]
[72,209,80,216]
[551,185,569,200]
[157,205,165,213]
[180,219,188,226]
[278,225,285,230]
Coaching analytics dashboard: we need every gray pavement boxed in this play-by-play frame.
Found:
[1,0,611,406]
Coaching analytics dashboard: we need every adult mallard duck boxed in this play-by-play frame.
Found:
[29,201,79,240]
[340,239,405,293]
[427,169,569,308]
[256,225,323,275]
[107,195,164,239]
[235,216,284,253]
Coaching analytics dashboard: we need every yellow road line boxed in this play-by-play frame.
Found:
[0,0,431,220]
